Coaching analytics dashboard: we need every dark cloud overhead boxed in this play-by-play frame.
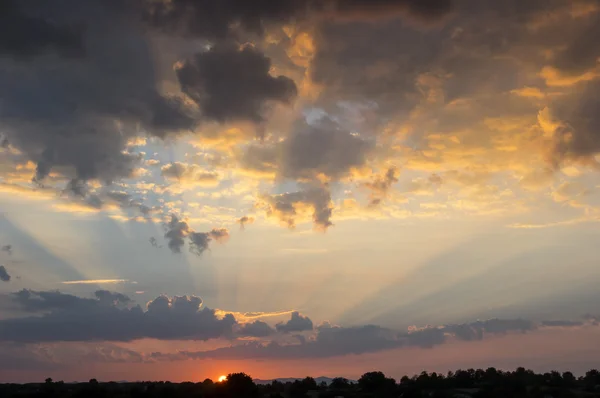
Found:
[144,0,454,41]
[0,0,85,59]
[0,0,195,185]
[176,44,297,123]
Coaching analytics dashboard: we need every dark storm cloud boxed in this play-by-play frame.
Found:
[0,0,455,190]
[144,0,454,40]
[238,320,276,337]
[0,266,10,282]
[163,215,230,255]
[276,311,314,333]
[177,44,297,123]
[0,0,84,59]
[0,290,236,342]
[261,185,334,230]
[0,0,195,185]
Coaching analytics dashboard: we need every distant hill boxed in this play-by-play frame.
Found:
[253,377,356,385]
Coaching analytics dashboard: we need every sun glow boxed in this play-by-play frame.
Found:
[218,375,227,382]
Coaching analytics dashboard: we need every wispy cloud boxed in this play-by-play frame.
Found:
[61,279,134,285]
[507,216,600,229]
[214,309,297,323]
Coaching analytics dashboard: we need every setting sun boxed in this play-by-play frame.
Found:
[218,375,227,383]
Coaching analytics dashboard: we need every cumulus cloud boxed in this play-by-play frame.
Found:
[364,167,400,206]
[280,119,373,181]
[238,320,276,338]
[0,266,10,282]
[176,44,297,124]
[189,228,230,256]
[260,186,334,230]
[237,216,255,230]
[163,215,230,255]
[0,290,236,342]
[161,162,220,187]
[0,0,196,186]
[275,311,314,333]
[149,316,558,361]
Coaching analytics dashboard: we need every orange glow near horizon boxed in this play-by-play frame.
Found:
[218,375,227,382]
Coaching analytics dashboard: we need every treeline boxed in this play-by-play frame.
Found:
[2,367,600,398]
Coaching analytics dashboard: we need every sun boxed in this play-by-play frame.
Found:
[218,375,227,382]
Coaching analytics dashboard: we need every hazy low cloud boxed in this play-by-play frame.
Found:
[1,245,12,255]
[151,316,575,361]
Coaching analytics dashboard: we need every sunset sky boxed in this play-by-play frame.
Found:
[1,0,600,383]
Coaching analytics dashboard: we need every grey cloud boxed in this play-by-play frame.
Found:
[94,290,132,306]
[364,167,399,206]
[152,324,402,360]
[261,185,334,230]
[541,320,584,327]
[550,80,600,163]
[163,215,230,255]
[237,216,255,230]
[0,266,10,282]
[189,228,230,256]
[164,215,192,254]
[403,327,446,348]
[177,44,297,124]
[549,10,600,76]
[153,317,548,360]
[1,245,12,255]
[149,237,161,248]
[280,119,373,180]
[276,311,314,333]
[238,320,276,337]
[0,290,236,342]
[0,0,195,185]
[0,0,84,59]
[241,118,373,182]
[160,162,220,185]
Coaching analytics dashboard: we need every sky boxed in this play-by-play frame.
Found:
[1,0,600,383]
